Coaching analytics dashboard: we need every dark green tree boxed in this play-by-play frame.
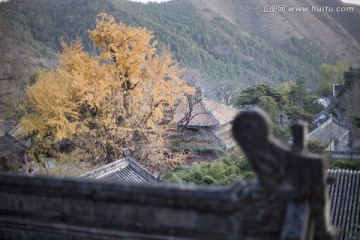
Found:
[339,67,360,95]
[337,67,360,141]
[352,116,360,129]
[235,84,288,109]
[278,79,323,121]
[258,96,278,119]
[287,77,306,107]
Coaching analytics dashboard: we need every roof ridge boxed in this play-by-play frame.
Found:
[8,123,20,136]
[328,169,360,175]
[79,158,129,179]
[331,117,348,130]
[200,99,219,125]
[308,117,333,137]
[127,157,159,182]
[80,157,159,183]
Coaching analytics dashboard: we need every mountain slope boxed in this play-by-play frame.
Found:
[192,0,360,65]
[0,0,358,105]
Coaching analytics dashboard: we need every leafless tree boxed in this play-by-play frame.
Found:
[215,79,241,106]
[176,94,203,132]
[338,81,360,153]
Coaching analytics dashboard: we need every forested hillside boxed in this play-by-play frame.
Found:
[0,0,359,116]
[192,0,360,65]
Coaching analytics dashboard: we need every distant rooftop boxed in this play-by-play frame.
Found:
[308,117,349,150]
[175,128,224,151]
[328,169,360,240]
[173,98,239,127]
[80,157,159,183]
[0,133,27,156]
[0,120,18,136]
[0,120,30,159]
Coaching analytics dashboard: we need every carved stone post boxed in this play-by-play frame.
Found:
[232,108,339,240]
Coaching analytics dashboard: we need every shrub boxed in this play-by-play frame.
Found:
[331,160,360,171]
[163,156,255,185]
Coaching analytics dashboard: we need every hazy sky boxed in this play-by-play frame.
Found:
[0,0,358,5]
[127,0,360,5]
[0,0,171,2]
[0,0,359,4]
[341,0,360,4]
[128,0,171,3]
[126,0,360,5]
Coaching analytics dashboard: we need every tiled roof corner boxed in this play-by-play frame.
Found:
[80,157,159,183]
[202,99,239,125]
[200,99,220,125]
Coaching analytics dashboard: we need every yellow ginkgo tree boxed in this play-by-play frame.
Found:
[21,13,193,174]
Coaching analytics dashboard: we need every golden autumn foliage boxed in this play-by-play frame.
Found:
[21,13,193,174]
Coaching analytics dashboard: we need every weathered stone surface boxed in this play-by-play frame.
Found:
[232,108,339,240]
[0,108,339,239]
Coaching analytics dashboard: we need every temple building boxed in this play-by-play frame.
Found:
[173,98,239,154]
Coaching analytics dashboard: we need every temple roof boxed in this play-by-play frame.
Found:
[80,157,159,183]
[0,120,18,136]
[328,169,360,240]
[308,117,349,146]
[175,128,224,151]
[0,133,26,156]
[173,98,239,127]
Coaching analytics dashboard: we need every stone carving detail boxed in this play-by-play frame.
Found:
[232,109,286,190]
[232,108,339,239]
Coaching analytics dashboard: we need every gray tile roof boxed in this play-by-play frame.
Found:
[175,128,224,151]
[0,120,18,136]
[173,99,239,127]
[173,99,238,151]
[328,169,360,240]
[80,157,159,183]
[0,121,31,148]
[175,127,236,151]
[309,117,349,149]
[0,133,27,156]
